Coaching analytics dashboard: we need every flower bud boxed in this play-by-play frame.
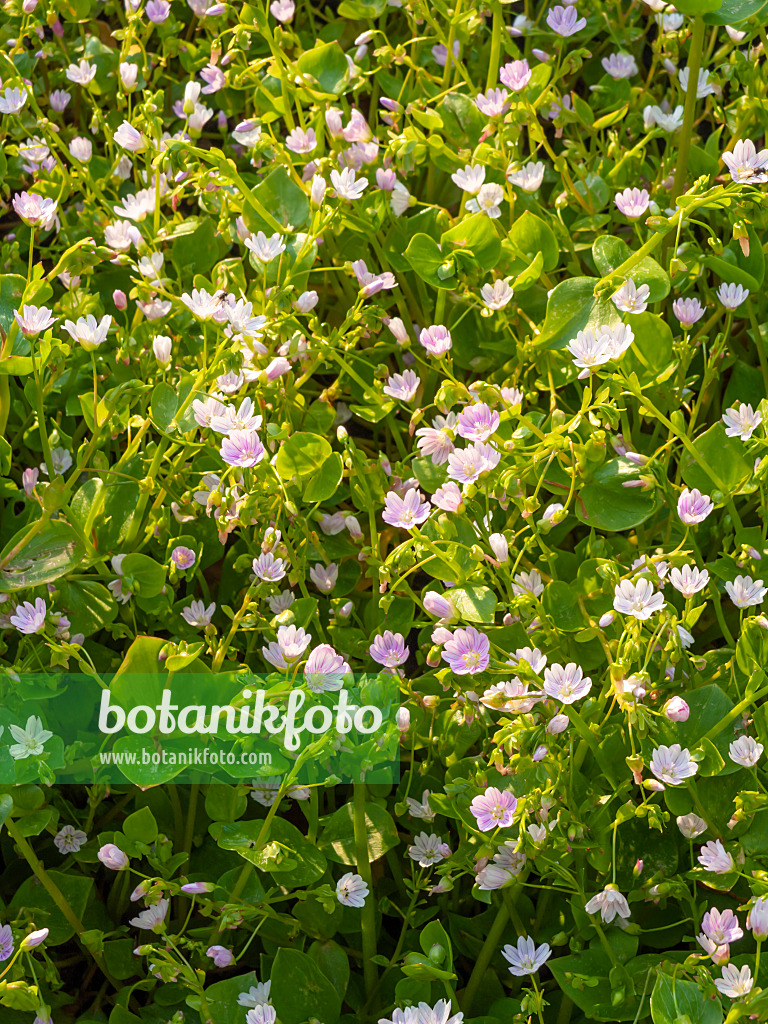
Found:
[153,335,172,365]
[488,532,509,562]
[547,713,569,734]
[386,316,408,344]
[98,843,129,870]
[598,611,615,628]
[663,696,689,722]
[310,174,326,205]
[21,928,49,950]
[113,289,127,310]
[423,592,454,618]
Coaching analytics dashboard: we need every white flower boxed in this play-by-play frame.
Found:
[330,167,368,200]
[698,839,734,874]
[715,964,753,999]
[717,282,749,310]
[451,164,485,193]
[66,60,97,85]
[676,813,707,839]
[669,564,709,597]
[507,161,546,192]
[678,66,716,98]
[245,231,286,265]
[129,898,169,931]
[725,575,767,608]
[722,403,761,440]
[567,329,612,378]
[62,314,112,351]
[466,182,504,218]
[407,832,451,867]
[336,872,369,907]
[501,936,552,976]
[512,569,544,598]
[723,139,768,185]
[584,887,631,923]
[729,735,763,767]
[8,716,53,760]
[54,825,88,853]
[650,744,697,786]
[543,663,591,704]
[406,791,435,821]
[611,279,649,314]
[481,279,514,310]
[613,578,665,619]
[0,86,28,114]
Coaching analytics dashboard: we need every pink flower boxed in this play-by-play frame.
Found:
[677,488,713,525]
[441,626,490,675]
[419,324,452,356]
[470,787,517,831]
[369,631,409,668]
[382,488,430,529]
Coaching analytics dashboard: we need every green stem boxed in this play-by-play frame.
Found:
[6,818,119,988]
[462,898,510,1015]
[486,0,503,91]
[671,16,706,204]
[353,783,377,1000]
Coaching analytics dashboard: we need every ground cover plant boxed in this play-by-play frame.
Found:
[2,0,768,1021]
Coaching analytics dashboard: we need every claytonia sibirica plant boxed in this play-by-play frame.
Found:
[3,0,768,1022]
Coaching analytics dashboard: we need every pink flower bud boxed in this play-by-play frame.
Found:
[113,289,127,310]
[97,843,129,870]
[386,316,408,344]
[664,696,689,722]
[547,713,569,734]
[598,611,615,627]
[396,707,410,732]
[423,591,454,618]
[206,945,235,967]
[20,928,49,950]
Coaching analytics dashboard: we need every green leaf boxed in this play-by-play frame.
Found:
[318,801,400,865]
[120,553,167,599]
[537,276,617,351]
[296,41,349,95]
[170,217,226,277]
[0,273,26,335]
[404,233,454,289]
[542,581,587,632]
[0,519,86,591]
[211,817,327,886]
[704,0,767,21]
[247,166,309,234]
[438,92,486,147]
[577,459,660,532]
[650,971,723,1024]
[672,0,722,11]
[276,432,333,483]
[123,805,159,843]
[270,948,341,1024]
[308,940,350,997]
[449,585,498,624]
[303,451,343,503]
[204,972,262,1024]
[592,235,670,301]
[56,580,118,637]
[9,871,94,945]
[621,312,675,385]
[679,422,752,496]
[508,211,559,272]
[441,215,501,272]
[150,378,197,434]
